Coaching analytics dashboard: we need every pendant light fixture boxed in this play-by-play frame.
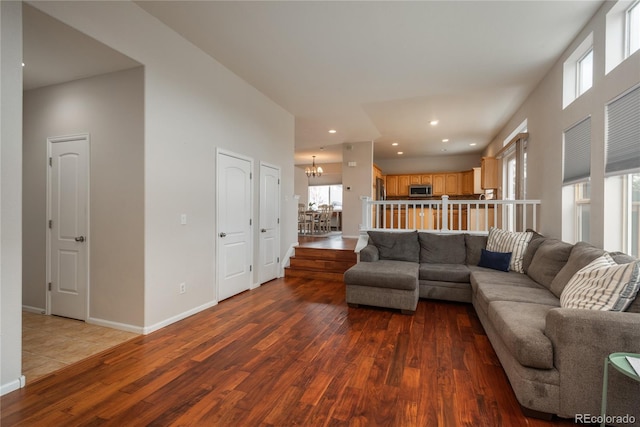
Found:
[305,155,323,178]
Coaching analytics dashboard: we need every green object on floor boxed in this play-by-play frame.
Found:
[600,352,640,427]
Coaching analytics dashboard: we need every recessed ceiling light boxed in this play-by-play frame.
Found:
[441,149,447,152]
[430,120,439,126]
[442,139,449,143]
[397,151,404,155]
[392,142,399,146]
[21,62,25,67]
[328,129,337,134]
[470,143,477,146]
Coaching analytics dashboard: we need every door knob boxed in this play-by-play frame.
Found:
[261,228,267,233]
[219,232,227,238]
[75,236,85,242]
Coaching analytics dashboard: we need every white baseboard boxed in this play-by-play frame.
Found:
[251,281,261,290]
[1,375,25,396]
[86,317,145,335]
[142,300,218,335]
[280,242,298,277]
[22,305,45,314]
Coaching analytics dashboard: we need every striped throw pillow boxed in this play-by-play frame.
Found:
[560,253,640,311]
[486,227,533,273]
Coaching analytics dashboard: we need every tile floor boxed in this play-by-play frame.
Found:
[22,311,139,383]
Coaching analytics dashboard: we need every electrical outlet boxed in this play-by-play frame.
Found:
[179,282,186,294]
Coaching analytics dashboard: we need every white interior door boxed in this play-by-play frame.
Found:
[259,163,280,284]
[48,135,89,320]
[217,151,252,301]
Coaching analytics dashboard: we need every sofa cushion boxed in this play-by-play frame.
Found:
[560,253,640,311]
[469,268,542,293]
[418,233,466,264]
[474,282,560,317]
[478,249,512,272]
[527,239,573,294]
[464,234,487,266]
[344,260,418,291]
[488,301,556,369]
[367,231,419,262]
[550,241,605,298]
[359,244,379,262]
[419,263,470,283]
[486,227,533,273]
[522,233,546,274]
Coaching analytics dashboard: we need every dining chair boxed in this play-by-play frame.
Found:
[298,204,310,234]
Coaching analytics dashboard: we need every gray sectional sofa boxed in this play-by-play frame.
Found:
[343,230,640,423]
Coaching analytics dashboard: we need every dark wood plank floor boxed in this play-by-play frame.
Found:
[1,276,578,426]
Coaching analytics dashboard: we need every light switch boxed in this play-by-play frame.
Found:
[180,214,187,225]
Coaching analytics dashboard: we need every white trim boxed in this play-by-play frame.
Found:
[22,305,45,314]
[46,134,91,320]
[142,300,218,335]
[1,376,26,396]
[86,316,146,335]
[281,242,298,277]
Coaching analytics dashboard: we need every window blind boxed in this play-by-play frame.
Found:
[563,116,591,185]
[606,86,640,176]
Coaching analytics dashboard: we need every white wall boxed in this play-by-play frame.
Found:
[342,141,373,237]
[484,1,640,243]
[23,67,145,327]
[1,0,25,395]
[29,1,296,331]
[375,152,481,175]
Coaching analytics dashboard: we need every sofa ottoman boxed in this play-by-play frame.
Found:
[344,260,419,314]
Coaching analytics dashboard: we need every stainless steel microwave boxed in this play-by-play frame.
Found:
[409,184,433,197]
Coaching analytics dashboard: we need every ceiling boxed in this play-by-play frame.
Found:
[24,1,604,165]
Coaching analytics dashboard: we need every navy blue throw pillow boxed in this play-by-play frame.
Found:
[478,249,512,272]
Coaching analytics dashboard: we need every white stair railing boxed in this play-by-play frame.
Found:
[361,195,540,234]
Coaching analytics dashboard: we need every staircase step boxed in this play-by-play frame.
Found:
[289,257,356,273]
[284,267,346,281]
[294,247,357,262]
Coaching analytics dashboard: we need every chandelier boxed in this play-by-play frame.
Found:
[305,155,323,178]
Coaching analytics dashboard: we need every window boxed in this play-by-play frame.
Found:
[606,0,640,73]
[308,185,342,210]
[577,48,593,96]
[563,33,593,108]
[575,182,591,242]
[604,86,640,256]
[500,120,528,231]
[627,0,640,57]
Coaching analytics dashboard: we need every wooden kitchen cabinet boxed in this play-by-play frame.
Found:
[420,174,432,185]
[397,175,411,196]
[461,170,474,195]
[385,175,399,196]
[481,157,498,189]
[432,174,446,195]
[445,173,460,195]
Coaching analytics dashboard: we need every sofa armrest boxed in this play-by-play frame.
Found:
[545,308,640,417]
[359,245,379,262]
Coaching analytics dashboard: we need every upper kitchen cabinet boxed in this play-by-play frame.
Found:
[481,157,498,189]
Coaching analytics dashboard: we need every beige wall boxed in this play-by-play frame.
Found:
[375,152,481,175]
[342,141,374,237]
[23,67,145,327]
[484,1,640,245]
[31,1,296,331]
[1,0,24,395]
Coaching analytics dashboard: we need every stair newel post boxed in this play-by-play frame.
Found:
[441,195,449,231]
[361,196,372,231]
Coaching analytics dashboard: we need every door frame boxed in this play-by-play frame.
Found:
[215,148,254,302]
[258,161,281,285]
[46,134,91,318]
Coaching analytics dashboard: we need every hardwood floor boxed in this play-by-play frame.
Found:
[2,276,578,426]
